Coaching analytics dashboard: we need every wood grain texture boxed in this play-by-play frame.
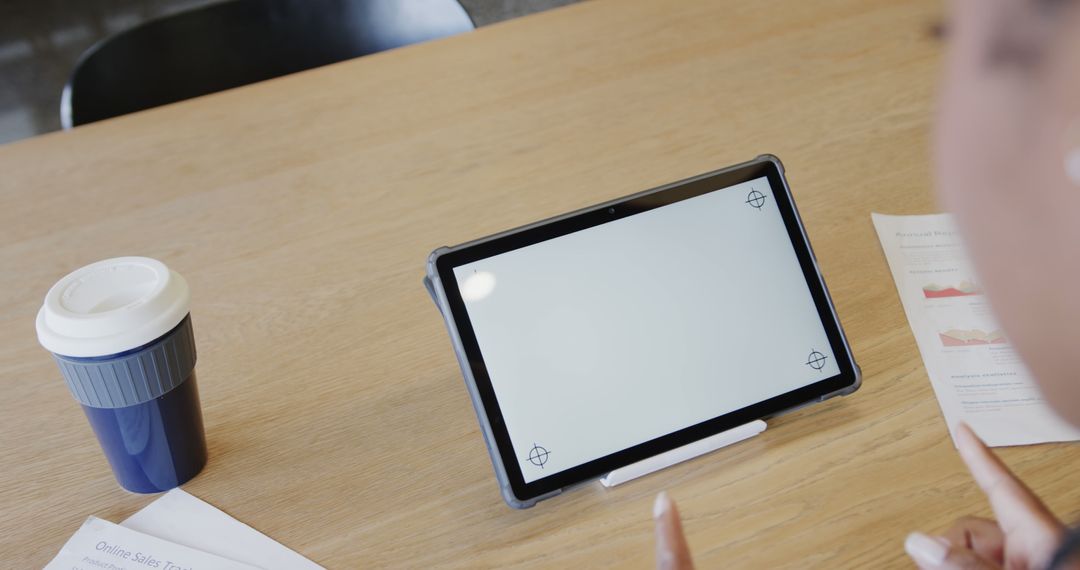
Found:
[3,0,1078,567]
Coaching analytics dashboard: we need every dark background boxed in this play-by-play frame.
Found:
[0,0,579,145]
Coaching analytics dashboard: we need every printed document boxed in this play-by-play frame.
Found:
[873,213,1080,446]
[122,489,323,570]
[46,489,323,570]
[45,516,258,570]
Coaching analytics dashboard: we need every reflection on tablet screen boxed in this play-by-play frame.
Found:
[452,177,839,483]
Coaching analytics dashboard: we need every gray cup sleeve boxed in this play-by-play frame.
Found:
[52,315,197,409]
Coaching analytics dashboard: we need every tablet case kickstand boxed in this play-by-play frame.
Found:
[599,420,767,487]
[423,276,442,315]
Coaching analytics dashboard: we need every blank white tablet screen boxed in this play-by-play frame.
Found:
[452,177,838,483]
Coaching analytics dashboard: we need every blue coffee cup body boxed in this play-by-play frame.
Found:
[52,315,207,493]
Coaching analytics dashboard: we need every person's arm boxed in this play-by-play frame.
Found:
[936,0,1080,424]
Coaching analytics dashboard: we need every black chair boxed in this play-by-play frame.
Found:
[61,0,474,128]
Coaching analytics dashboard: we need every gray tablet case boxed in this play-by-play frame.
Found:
[423,273,551,508]
[423,155,861,508]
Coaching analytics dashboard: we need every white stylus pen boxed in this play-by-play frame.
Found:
[600,419,768,487]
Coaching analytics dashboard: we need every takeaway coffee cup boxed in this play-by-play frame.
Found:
[36,257,207,493]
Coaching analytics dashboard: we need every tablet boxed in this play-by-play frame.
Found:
[424,155,860,508]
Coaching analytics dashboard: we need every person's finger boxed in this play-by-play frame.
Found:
[654,491,694,570]
[954,423,1056,534]
[906,532,951,568]
[906,532,1001,569]
[940,516,1005,563]
[938,544,1002,569]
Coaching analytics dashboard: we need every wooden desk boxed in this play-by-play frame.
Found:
[3,0,1078,566]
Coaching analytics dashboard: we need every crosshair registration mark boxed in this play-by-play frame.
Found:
[746,189,767,210]
[806,350,829,371]
[527,443,550,469]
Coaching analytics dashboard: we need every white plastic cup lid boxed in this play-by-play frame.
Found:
[37,257,190,358]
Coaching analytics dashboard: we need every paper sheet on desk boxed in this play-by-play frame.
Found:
[45,516,259,570]
[873,213,1080,446]
[121,489,324,570]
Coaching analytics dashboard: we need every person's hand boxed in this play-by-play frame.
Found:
[904,424,1065,569]
[653,491,694,569]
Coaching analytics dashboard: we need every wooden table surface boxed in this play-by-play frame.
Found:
[4,0,1079,567]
